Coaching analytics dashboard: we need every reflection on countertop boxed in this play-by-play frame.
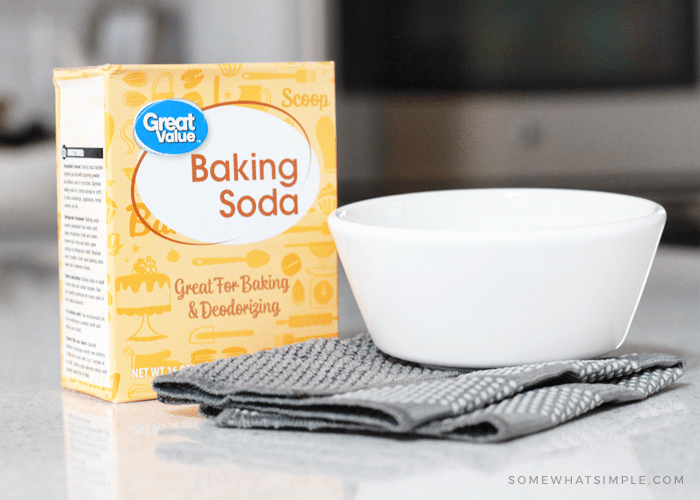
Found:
[57,386,694,500]
[1,236,699,499]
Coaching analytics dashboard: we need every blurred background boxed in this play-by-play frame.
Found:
[2,0,700,245]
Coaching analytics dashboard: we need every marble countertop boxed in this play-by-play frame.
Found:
[1,236,698,500]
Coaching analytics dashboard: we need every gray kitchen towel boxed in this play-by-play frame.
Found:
[153,334,685,442]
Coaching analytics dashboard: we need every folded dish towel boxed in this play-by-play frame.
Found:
[153,334,684,442]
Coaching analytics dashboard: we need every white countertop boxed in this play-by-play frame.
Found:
[1,236,698,500]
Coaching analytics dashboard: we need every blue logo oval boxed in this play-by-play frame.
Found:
[133,99,208,155]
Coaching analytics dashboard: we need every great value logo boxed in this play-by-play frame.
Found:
[133,99,208,155]
[132,102,320,245]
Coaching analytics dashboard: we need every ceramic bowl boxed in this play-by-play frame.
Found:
[327,188,666,367]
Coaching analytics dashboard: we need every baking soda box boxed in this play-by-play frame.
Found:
[54,63,337,402]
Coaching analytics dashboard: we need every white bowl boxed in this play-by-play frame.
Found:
[328,188,666,367]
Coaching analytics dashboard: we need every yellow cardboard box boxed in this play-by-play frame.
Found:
[54,63,337,402]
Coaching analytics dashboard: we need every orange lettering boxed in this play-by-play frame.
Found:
[220,190,235,218]
[280,194,298,215]
[238,196,256,217]
[233,153,249,181]
[278,158,297,187]
[211,160,230,181]
[259,189,278,216]
[126,203,175,236]
[192,154,207,182]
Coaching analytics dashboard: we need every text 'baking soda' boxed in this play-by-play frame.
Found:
[55,62,337,402]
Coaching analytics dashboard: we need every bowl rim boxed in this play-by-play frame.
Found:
[328,188,666,238]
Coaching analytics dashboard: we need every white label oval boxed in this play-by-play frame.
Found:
[134,104,320,244]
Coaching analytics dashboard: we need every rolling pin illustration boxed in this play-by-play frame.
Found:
[274,332,338,347]
[124,347,182,370]
[242,69,316,83]
[285,221,331,235]
[193,249,270,267]
[191,347,248,364]
[276,313,337,328]
[189,326,254,344]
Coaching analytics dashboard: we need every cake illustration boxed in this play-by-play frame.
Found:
[116,256,170,341]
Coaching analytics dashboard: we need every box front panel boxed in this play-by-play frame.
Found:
[101,63,337,402]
